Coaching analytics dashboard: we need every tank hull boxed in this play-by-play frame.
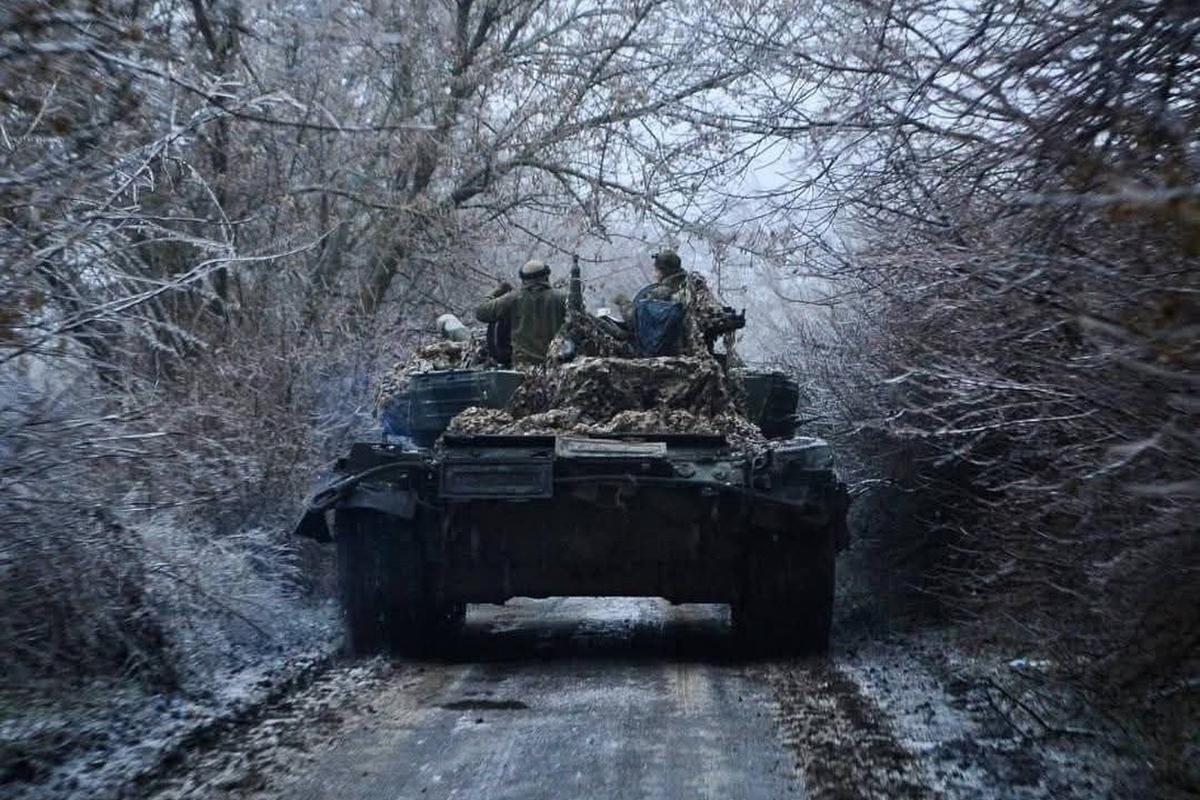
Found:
[300,434,848,656]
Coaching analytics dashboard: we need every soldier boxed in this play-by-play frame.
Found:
[642,250,687,302]
[632,249,743,357]
[474,259,567,368]
[627,250,689,356]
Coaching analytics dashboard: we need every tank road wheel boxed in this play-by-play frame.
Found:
[734,527,835,657]
[334,509,460,656]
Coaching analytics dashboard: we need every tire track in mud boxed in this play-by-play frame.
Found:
[770,660,930,800]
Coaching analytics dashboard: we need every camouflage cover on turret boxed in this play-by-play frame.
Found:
[443,269,759,446]
[373,269,755,445]
[446,355,764,446]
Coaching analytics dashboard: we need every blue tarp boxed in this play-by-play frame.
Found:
[632,285,686,357]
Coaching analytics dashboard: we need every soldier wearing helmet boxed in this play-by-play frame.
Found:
[630,248,740,357]
[474,259,567,368]
[642,250,687,303]
[625,249,690,357]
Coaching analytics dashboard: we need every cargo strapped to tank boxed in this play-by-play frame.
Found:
[395,370,526,447]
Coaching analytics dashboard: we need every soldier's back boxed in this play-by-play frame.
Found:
[510,284,567,365]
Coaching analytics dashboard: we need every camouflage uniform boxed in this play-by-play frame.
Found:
[640,270,688,304]
[475,261,567,367]
[635,251,735,357]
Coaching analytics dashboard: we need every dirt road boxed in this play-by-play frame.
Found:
[141,598,1146,800]
[265,599,797,799]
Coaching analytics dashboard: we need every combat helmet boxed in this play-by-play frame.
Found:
[519,259,550,280]
[652,250,683,275]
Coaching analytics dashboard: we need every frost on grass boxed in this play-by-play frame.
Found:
[0,515,337,800]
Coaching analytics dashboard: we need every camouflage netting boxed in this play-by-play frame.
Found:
[446,403,763,442]
[547,307,635,360]
[446,355,765,447]
[376,271,762,446]
[511,356,733,418]
[683,272,738,355]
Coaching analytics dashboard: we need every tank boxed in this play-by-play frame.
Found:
[297,363,848,657]
[296,266,848,657]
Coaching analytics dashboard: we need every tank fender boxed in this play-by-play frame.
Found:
[293,463,419,541]
[341,482,418,519]
[294,507,333,542]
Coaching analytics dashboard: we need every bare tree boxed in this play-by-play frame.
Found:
[713,0,1198,775]
[0,0,780,687]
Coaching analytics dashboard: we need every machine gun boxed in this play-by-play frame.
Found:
[697,304,746,352]
[704,305,746,336]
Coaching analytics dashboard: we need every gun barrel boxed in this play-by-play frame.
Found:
[568,255,584,314]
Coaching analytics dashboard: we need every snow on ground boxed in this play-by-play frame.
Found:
[834,628,1155,799]
[3,608,1162,800]
[0,606,337,800]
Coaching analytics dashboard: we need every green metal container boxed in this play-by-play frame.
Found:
[405,369,525,447]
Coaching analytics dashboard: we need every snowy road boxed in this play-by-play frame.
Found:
[274,598,799,799]
[139,598,1144,800]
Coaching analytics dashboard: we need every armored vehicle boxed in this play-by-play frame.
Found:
[296,364,848,657]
